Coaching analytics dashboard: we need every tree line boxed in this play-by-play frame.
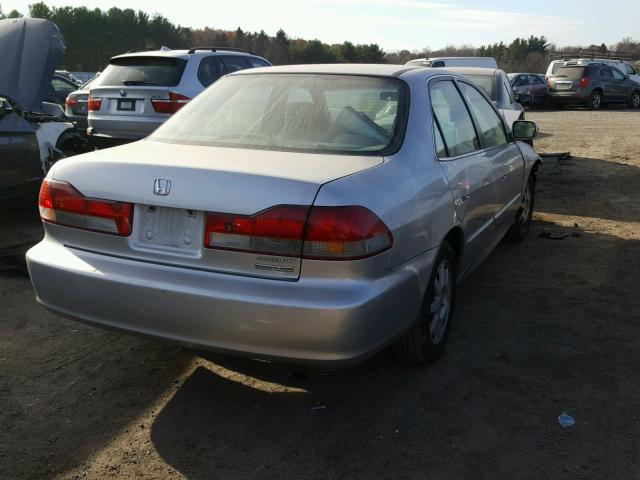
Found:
[2,2,639,73]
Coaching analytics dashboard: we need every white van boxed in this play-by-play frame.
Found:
[405,57,498,69]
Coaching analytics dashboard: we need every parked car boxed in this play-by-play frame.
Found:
[546,57,639,84]
[0,18,87,202]
[547,63,640,109]
[54,69,82,85]
[27,64,541,367]
[64,77,98,130]
[445,67,529,129]
[508,73,548,107]
[48,74,79,105]
[87,47,272,145]
[406,57,498,69]
[69,71,97,84]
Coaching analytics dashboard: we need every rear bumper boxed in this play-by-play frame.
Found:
[88,114,167,140]
[547,91,589,105]
[26,239,434,367]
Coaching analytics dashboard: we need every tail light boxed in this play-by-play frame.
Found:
[204,205,392,260]
[151,92,191,114]
[88,93,102,111]
[65,95,78,108]
[39,179,133,236]
[579,77,591,89]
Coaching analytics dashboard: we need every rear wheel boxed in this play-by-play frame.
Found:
[587,90,603,110]
[505,171,535,243]
[392,242,456,364]
[630,91,640,109]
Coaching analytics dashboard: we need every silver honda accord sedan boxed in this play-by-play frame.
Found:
[27,64,541,367]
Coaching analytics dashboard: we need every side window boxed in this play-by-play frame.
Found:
[611,68,625,80]
[197,56,225,87]
[52,78,75,94]
[459,82,508,149]
[500,77,514,103]
[431,61,445,68]
[429,80,479,158]
[599,68,613,79]
[248,57,270,68]
[530,75,545,85]
[221,56,251,73]
[513,76,528,87]
[433,119,447,157]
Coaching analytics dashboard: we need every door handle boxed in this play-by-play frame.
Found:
[500,174,507,182]
[455,192,470,206]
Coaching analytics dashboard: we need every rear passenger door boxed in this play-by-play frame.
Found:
[429,78,498,266]
[458,80,525,231]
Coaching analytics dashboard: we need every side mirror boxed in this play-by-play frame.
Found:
[625,75,630,80]
[512,120,538,141]
[515,92,533,107]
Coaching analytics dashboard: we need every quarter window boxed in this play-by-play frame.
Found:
[433,119,447,157]
[459,82,508,149]
[430,80,479,157]
[221,56,251,73]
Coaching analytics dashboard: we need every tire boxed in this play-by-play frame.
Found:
[630,91,640,109]
[392,242,457,364]
[505,171,535,243]
[587,90,603,110]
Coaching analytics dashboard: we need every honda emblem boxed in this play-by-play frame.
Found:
[153,179,171,196]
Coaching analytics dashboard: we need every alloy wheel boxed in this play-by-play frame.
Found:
[428,260,452,344]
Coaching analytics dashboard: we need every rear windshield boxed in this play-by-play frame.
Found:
[150,73,407,155]
[463,74,496,100]
[99,56,187,87]
[555,66,590,80]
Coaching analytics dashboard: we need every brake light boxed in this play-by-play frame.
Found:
[65,95,78,107]
[38,179,133,236]
[579,77,591,89]
[88,93,102,111]
[303,206,393,260]
[204,205,392,260]
[151,92,191,114]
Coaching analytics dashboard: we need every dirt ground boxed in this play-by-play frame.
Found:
[1,109,640,479]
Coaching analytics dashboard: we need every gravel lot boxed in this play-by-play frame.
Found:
[1,109,639,479]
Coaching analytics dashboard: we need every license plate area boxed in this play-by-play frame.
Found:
[132,205,204,256]
[117,99,136,111]
[555,82,573,90]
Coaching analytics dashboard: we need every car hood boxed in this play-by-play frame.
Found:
[0,18,66,112]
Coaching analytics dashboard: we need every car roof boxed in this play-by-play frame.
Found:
[441,67,501,76]
[231,63,424,77]
[111,49,262,61]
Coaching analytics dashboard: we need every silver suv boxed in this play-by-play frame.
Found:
[87,47,271,143]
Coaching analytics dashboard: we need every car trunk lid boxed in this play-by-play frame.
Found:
[48,140,382,279]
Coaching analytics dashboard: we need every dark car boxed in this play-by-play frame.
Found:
[0,96,42,201]
[47,74,78,105]
[548,64,640,109]
[508,73,548,107]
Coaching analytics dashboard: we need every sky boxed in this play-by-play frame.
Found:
[3,0,639,51]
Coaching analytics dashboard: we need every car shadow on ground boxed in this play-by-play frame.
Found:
[149,215,640,479]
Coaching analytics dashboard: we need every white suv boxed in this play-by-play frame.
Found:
[87,47,271,144]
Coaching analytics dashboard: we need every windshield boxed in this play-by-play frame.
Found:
[99,56,187,86]
[462,74,496,100]
[150,73,407,155]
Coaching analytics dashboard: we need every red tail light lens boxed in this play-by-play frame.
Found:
[88,93,102,111]
[579,77,591,89]
[303,206,392,260]
[39,179,133,236]
[205,205,308,256]
[204,205,392,260]
[151,92,191,114]
[65,95,78,107]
